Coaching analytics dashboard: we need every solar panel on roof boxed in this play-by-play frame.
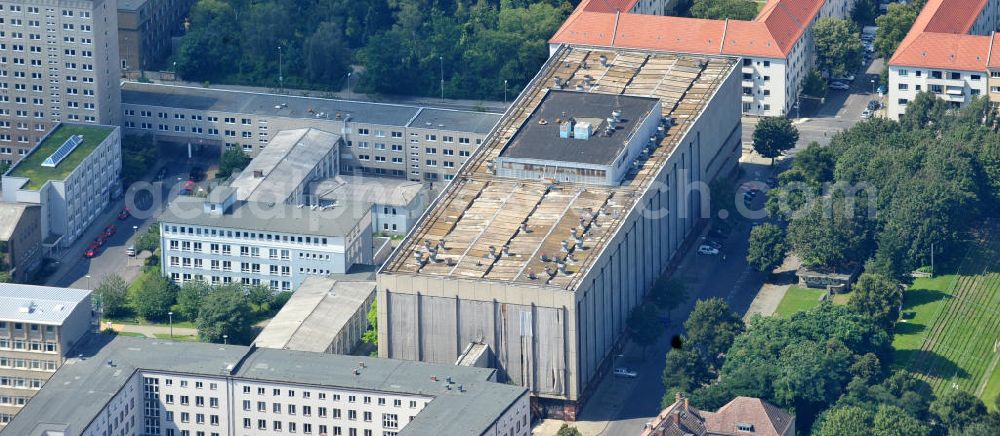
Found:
[41,134,84,168]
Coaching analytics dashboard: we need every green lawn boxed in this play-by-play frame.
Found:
[773,286,827,317]
[116,331,146,338]
[892,231,1000,407]
[983,363,1000,412]
[7,124,114,190]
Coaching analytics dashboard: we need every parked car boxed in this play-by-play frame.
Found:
[103,224,117,238]
[861,109,873,119]
[179,180,195,196]
[614,368,638,378]
[867,100,881,111]
[84,244,99,258]
[829,81,851,90]
[126,246,136,257]
[117,208,130,220]
[701,239,723,250]
[877,84,887,94]
[698,245,720,255]
[94,235,107,247]
[832,73,856,82]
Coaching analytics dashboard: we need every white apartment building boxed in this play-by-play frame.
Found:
[0,0,121,166]
[158,187,374,291]
[120,82,500,184]
[1,123,121,252]
[886,0,1000,119]
[4,336,531,436]
[549,0,856,117]
[0,284,92,427]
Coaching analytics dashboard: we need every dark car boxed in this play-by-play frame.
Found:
[84,243,99,258]
[103,224,117,238]
[189,166,203,182]
[117,208,130,220]
[867,100,881,111]
[94,235,107,247]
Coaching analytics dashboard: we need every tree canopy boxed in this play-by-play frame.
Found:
[196,285,252,344]
[689,0,758,20]
[874,3,920,60]
[95,274,130,318]
[752,117,799,164]
[747,222,787,272]
[175,0,570,100]
[813,18,863,77]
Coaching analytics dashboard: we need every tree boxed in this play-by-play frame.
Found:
[930,389,988,433]
[873,404,930,436]
[0,272,9,284]
[875,3,919,60]
[303,22,351,87]
[684,298,744,368]
[813,406,873,436]
[801,68,827,98]
[792,142,835,185]
[176,280,212,320]
[134,224,160,254]
[131,270,177,321]
[649,277,687,310]
[555,424,582,436]
[786,195,873,270]
[752,117,799,164]
[851,0,878,26]
[0,160,9,176]
[174,0,241,82]
[689,0,757,20]
[747,223,787,272]
[196,286,252,344]
[813,18,863,78]
[663,348,712,393]
[216,148,251,179]
[848,273,902,329]
[627,303,662,355]
[362,300,377,346]
[121,135,158,186]
[95,274,129,318]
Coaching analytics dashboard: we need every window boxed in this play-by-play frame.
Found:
[898,98,909,105]
[737,423,754,432]
[382,413,399,429]
[931,71,942,79]
[950,72,961,80]
[898,83,908,90]
[971,74,981,81]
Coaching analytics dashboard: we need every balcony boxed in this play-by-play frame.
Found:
[742,94,754,102]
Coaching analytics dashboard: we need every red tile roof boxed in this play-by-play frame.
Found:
[889,32,991,71]
[888,0,993,70]
[989,33,1000,67]
[551,0,826,59]
[703,396,794,436]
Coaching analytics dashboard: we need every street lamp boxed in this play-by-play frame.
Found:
[504,79,508,104]
[222,334,228,345]
[168,311,173,339]
[439,56,444,99]
[346,72,352,98]
[278,46,284,94]
[871,78,876,95]
[85,274,91,289]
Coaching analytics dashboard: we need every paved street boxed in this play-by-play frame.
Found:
[535,153,778,436]
[46,160,202,289]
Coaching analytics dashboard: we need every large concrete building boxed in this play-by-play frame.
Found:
[229,128,341,205]
[377,45,741,417]
[120,82,502,184]
[314,176,428,236]
[886,0,1000,119]
[4,335,531,436]
[117,0,194,73]
[1,123,121,253]
[0,0,121,165]
[0,203,41,283]
[550,0,856,117]
[0,284,92,427]
[158,187,374,290]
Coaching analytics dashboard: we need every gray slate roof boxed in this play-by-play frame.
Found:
[315,175,425,208]
[0,284,91,325]
[500,90,659,165]
[230,128,340,203]
[0,202,35,241]
[253,275,374,352]
[159,195,371,237]
[121,82,501,131]
[6,335,527,436]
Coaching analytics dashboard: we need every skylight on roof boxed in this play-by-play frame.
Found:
[41,135,83,168]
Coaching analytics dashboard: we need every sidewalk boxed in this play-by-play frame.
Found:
[107,322,198,338]
[743,255,802,320]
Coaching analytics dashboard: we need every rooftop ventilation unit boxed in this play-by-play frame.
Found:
[42,135,84,168]
[17,302,35,314]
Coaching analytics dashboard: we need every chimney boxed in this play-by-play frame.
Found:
[527,269,537,280]
[570,228,578,239]
[488,246,498,259]
[520,222,530,233]
[501,246,511,257]
[599,55,608,67]
[575,238,584,250]
[561,240,570,253]
[544,266,555,278]
[557,261,568,275]
[253,170,264,178]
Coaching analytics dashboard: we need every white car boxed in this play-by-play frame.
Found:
[832,73,856,82]
[614,368,638,378]
[829,82,850,90]
[861,109,873,119]
[698,245,720,255]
